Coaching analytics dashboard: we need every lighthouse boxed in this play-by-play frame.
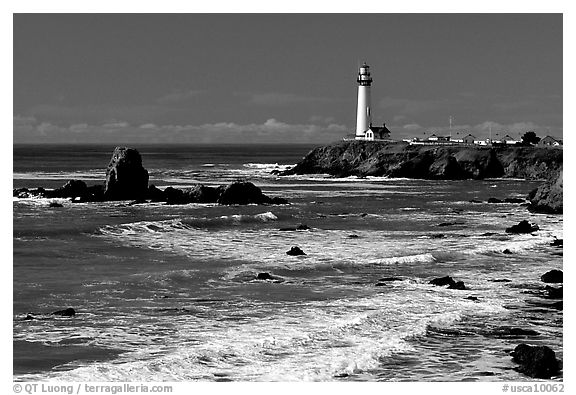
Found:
[353,62,391,141]
[356,62,373,138]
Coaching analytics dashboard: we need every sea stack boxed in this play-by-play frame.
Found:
[104,147,149,201]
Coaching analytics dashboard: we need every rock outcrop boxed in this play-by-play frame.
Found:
[104,147,149,201]
[280,141,562,180]
[505,220,539,234]
[541,270,563,284]
[14,146,288,206]
[528,167,563,214]
[429,276,467,290]
[511,343,560,379]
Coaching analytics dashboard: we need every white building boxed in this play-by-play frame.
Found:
[354,62,391,141]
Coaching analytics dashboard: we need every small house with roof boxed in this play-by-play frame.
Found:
[539,136,562,146]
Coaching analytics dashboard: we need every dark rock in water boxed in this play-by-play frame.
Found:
[430,276,456,287]
[469,199,483,203]
[147,185,166,202]
[86,184,105,202]
[52,308,75,317]
[502,249,513,254]
[14,187,29,197]
[511,343,560,379]
[47,180,88,199]
[185,185,220,203]
[164,186,187,205]
[505,220,539,234]
[269,196,289,205]
[429,234,445,239]
[448,281,467,290]
[504,197,525,203]
[256,272,275,281]
[24,314,35,320]
[545,285,563,299]
[550,238,563,247]
[528,167,563,214]
[541,269,563,283]
[347,234,360,238]
[375,282,388,287]
[286,246,306,256]
[48,201,63,208]
[104,147,149,201]
[465,296,479,301]
[429,276,467,290]
[217,181,271,205]
[487,197,503,203]
[490,279,512,283]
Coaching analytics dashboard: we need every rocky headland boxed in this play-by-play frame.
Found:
[13,146,288,206]
[280,140,562,180]
[528,167,563,214]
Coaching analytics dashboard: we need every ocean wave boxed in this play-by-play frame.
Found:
[14,291,471,382]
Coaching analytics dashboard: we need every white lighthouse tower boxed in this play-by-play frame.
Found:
[355,62,373,139]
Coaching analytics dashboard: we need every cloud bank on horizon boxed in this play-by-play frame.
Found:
[13,14,562,144]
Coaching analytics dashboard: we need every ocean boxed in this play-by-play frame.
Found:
[13,144,563,382]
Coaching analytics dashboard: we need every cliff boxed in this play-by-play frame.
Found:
[281,141,562,180]
[528,167,563,214]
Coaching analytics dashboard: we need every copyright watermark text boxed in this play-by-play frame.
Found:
[13,383,173,395]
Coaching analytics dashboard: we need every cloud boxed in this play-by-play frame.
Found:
[13,116,348,144]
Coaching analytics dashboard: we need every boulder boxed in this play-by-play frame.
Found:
[269,196,289,205]
[505,220,539,234]
[528,167,563,214]
[511,344,560,379]
[52,308,76,317]
[430,276,467,290]
[104,147,149,201]
[147,185,166,202]
[550,238,563,247]
[47,180,88,199]
[545,286,563,299]
[286,246,306,256]
[186,185,220,203]
[164,187,187,205]
[429,276,456,287]
[255,272,283,282]
[48,201,63,208]
[448,281,467,290]
[541,269,563,283]
[217,181,271,205]
[487,198,503,203]
[502,249,513,254]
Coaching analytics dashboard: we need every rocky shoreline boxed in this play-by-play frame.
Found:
[280,140,562,180]
[13,146,288,206]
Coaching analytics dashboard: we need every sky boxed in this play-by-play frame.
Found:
[13,13,563,144]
